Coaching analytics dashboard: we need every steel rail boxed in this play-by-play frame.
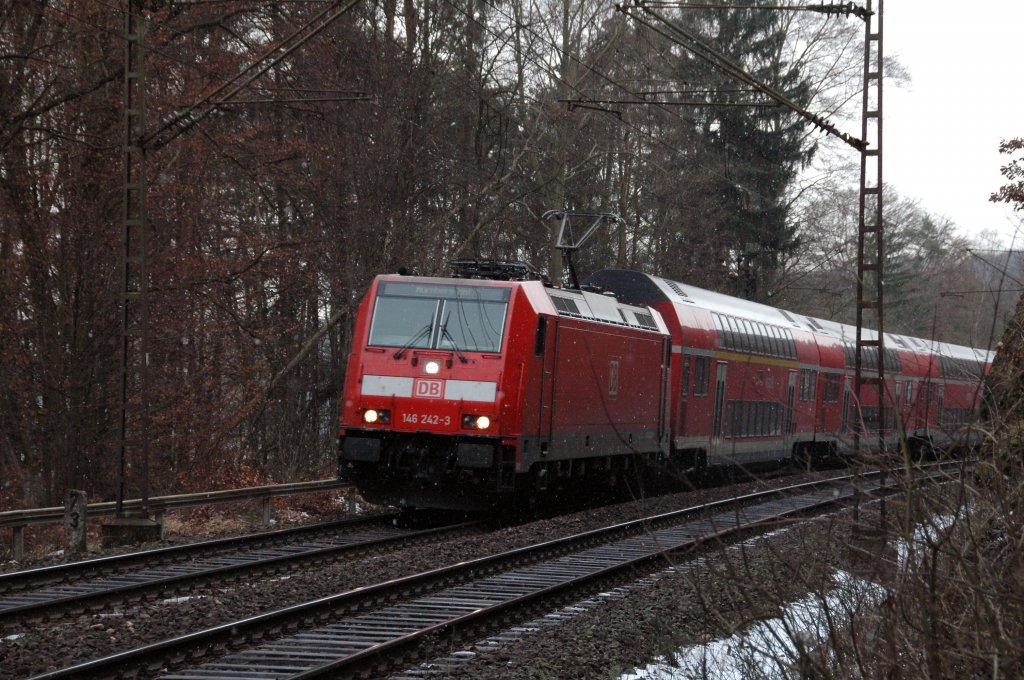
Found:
[0,479,350,530]
[1,517,479,629]
[30,463,966,680]
[2,479,352,559]
[0,512,398,595]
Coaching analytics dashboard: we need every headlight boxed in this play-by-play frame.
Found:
[424,360,441,375]
[363,409,390,424]
[462,414,491,430]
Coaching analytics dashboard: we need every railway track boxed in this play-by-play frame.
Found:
[28,462,964,680]
[0,512,479,629]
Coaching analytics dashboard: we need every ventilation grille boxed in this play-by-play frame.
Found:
[663,279,689,299]
[633,312,658,330]
[551,296,580,315]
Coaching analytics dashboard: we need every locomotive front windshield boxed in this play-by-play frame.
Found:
[368,281,511,353]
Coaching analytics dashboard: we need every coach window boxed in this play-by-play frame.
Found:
[733,319,746,352]
[712,314,726,349]
[799,369,816,401]
[725,402,736,437]
[680,354,690,396]
[822,373,840,402]
[725,316,739,350]
[770,327,782,358]
[743,320,756,353]
[693,356,710,396]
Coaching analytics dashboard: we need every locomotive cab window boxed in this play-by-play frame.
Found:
[368,282,511,353]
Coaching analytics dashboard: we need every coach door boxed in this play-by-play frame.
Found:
[786,370,797,437]
[712,362,727,442]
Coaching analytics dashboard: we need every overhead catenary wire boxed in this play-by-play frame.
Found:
[640,1,873,20]
[616,0,866,149]
[458,0,856,255]
[437,0,797,216]
[142,0,362,149]
[966,249,1024,289]
[431,0,742,252]
[34,0,365,145]
[561,97,780,107]
[939,288,1024,297]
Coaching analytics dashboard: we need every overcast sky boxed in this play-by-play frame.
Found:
[884,1,1024,248]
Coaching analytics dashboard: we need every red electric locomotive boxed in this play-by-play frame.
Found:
[338,265,671,511]
[339,264,992,512]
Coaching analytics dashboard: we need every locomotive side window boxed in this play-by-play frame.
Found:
[369,282,510,353]
[534,317,548,356]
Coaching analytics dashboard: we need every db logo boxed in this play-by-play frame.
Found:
[414,379,444,398]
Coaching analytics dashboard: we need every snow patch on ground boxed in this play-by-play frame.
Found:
[95,611,127,618]
[621,569,885,679]
[161,595,207,605]
[621,513,960,679]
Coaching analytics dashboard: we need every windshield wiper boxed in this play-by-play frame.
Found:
[393,324,432,359]
[439,316,469,364]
